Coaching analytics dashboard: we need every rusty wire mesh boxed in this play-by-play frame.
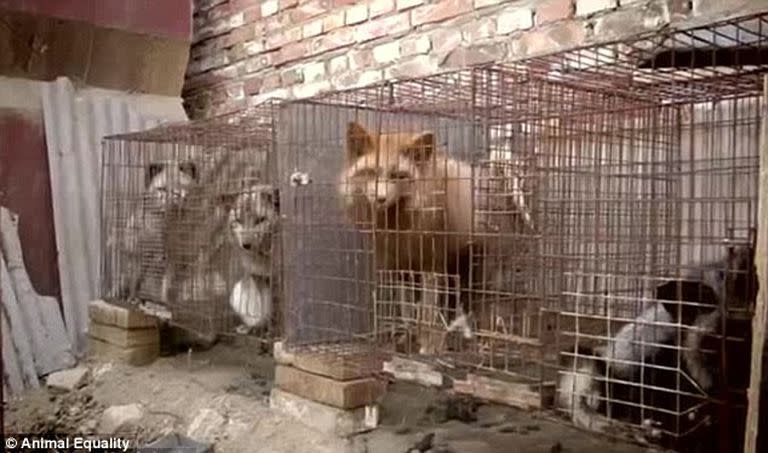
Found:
[275,10,768,451]
[100,102,281,341]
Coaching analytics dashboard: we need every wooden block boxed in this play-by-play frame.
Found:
[289,343,383,381]
[453,373,555,410]
[90,322,159,348]
[273,341,295,366]
[269,387,379,437]
[88,336,159,366]
[382,356,444,387]
[275,365,386,409]
[89,299,158,329]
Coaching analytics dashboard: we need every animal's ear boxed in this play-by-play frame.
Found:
[402,132,435,164]
[146,163,164,187]
[347,122,373,159]
[179,160,198,181]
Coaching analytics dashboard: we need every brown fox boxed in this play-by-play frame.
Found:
[338,122,487,353]
[338,121,475,274]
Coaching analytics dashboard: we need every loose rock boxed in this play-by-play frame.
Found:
[187,408,227,443]
[100,403,144,434]
[46,367,90,392]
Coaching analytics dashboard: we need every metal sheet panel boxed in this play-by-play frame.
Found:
[41,77,187,355]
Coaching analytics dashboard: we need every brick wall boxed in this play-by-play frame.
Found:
[183,0,766,118]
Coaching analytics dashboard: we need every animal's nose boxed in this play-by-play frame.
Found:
[242,243,252,250]
[375,195,387,204]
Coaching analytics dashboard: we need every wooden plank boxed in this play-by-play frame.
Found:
[1,310,24,395]
[0,255,39,389]
[453,373,554,410]
[275,365,386,410]
[88,336,159,366]
[89,322,159,348]
[0,207,75,375]
[88,299,158,329]
[745,75,768,453]
[382,356,444,387]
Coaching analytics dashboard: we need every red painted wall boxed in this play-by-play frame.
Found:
[0,110,61,299]
[0,0,192,41]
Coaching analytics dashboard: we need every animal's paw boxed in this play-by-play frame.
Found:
[235,325,252,335]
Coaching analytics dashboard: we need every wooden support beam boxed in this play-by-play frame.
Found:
[744,75,768,453]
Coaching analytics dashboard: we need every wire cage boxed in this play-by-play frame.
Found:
[511,11,767,453]
[100,102,282,341]
[275,70,543,379]
[275,9,768,452]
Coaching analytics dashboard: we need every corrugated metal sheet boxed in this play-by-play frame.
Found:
[41,77,187,355]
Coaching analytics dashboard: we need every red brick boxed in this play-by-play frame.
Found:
[575,0,616,17]
[290,0,329,21]
[396,0,424,9]
[207,2,232,22]
[474,0,505,8]
[266,26,303,50]
[355,12,411,43]
[261,73,282,91]
[349,48,375,70]
[227,24,258,45]
[264,11,292,32]
[510,21,586,57]
[323,10,345,31]
[244,51,277,72]
[384,55,439,79]
[244,76,262,94]
[231,0,261,11]
[309,27,356,55]
[536,0,574,24]
[331,69,383,90]
[275,41,309,65]
[243,6,262,23]
[411,0,473,27]
[462,17,494,43]
[226,81,245,101]
[281,67,305,85]
[184,72,224,93]
[370,0,396,18]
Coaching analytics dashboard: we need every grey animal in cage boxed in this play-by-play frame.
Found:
[224,183,277,334]
[116,159,198,302]
[162,150,277,335]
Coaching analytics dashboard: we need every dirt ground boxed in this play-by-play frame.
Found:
[5,338,660,453]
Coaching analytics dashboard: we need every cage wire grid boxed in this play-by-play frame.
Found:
[274,10,768,451]
[100,101,283,341]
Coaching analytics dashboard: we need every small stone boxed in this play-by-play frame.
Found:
[46,367,90,392]
[99,404,144,434]
[395,425,412,435]
[187,408,227,443]
[498,424,519,433]
[412,432,434,452]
